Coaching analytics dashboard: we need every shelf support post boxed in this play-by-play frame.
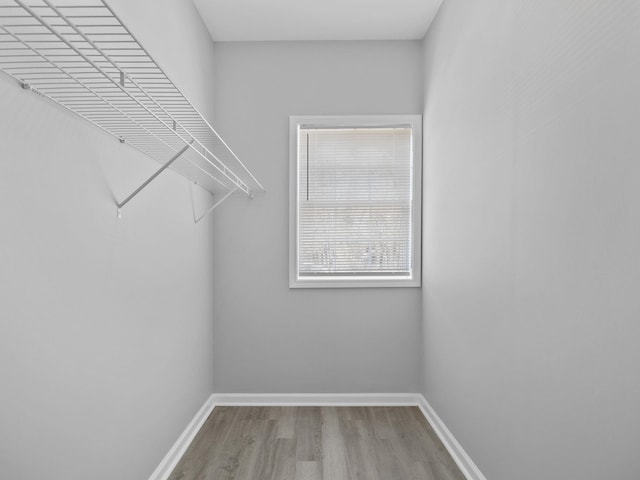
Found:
[194,187,239,223]
[117,141,193,214]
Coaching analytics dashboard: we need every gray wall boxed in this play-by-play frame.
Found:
[0,1,217,479]
[421,1,640,479]
[211,41,424,393]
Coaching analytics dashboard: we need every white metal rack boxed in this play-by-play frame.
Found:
[0,0,263,217]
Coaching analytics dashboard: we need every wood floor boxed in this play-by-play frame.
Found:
[168,406,466,480]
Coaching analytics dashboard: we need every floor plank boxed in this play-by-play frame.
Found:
[168,406,466,480]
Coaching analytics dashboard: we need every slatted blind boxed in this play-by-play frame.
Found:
[297,126,413,277]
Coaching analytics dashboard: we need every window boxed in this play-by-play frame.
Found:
[289,115,422,288]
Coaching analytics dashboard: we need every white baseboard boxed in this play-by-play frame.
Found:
[147,394,216,480]
[417,395,487,480]
[211,392,422,406]
[148,392,486,480]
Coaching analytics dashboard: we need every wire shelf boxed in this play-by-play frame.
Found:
[0,0,263,204]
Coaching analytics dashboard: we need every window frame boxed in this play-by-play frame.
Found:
[289,114,422,289]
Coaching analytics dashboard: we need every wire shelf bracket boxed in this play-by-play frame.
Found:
[0,0,264,219]
[190,184,238,224]
[116,140,192,218]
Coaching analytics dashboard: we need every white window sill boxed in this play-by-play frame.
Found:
[290,276,421,289]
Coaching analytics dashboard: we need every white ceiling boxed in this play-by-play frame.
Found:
[192,0,443,42]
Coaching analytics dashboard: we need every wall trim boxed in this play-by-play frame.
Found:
[147,394,216,480]
[211,392,421,406]
[417,395,487,480]
[148,393,486,480]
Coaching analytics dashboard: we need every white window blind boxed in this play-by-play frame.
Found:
[297,125,414,278]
